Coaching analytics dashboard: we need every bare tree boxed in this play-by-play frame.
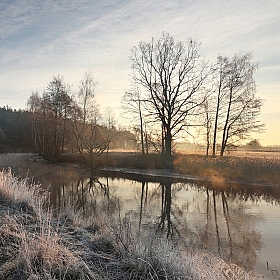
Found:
[44,75,73,157]
[211,56,230,157]
[130,32,209,168]
[104,106,118,154]
[211,53,264,156]
[121,88,146,154]
[27,76,73,159]
[72,72,112,170]
[27,91,42,152]
[78,71,97,124]
[201,96,213,156]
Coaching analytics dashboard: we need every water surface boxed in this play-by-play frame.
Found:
[1,154,279,279]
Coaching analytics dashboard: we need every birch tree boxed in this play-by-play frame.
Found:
[211,53,264,156]
[73,72,112,170]
[121,88,146,154]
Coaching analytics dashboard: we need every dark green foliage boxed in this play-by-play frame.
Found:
[0,107,33,152]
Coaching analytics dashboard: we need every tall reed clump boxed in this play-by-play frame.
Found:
[0,169,264,279]
[0,169,97,279]
[0,167,48,215]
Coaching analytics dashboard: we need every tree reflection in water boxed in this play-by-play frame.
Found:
[135,180,272,273]
[155,182,181,238]
[49,171,121,220]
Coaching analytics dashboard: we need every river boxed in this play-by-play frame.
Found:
[1,153,279,279]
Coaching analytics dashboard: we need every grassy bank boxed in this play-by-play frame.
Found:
[0,169,264,280]
[173,153,280,186]
[61,152,280,186]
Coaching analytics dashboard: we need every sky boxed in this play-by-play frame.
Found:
[0,0,279,145]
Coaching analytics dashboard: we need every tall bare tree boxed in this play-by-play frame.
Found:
[211,53,264,156]
[72,72,112,170]
[121,88,146,154]
[44,75,73,157]
[27,91,42,152]
[130,32,209,168]
[211,56,230,157]
[202,96,213,156]
[27,76,73,159]
[104,106,118,154]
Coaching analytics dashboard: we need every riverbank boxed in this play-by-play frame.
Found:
[0,169,264,279]
[60,151,280,187]
[1,152,280,187]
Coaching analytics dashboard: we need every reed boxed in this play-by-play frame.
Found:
[173,154,280,185]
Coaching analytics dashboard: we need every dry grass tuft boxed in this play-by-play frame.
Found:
[185,251,264,280]
[0,169,98,279]
[0,167,49,218]
[0,215,95,279]
[125,233,188,279]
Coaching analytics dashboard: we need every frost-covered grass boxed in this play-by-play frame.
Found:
[0,169,94,279]
[0,169,263,279]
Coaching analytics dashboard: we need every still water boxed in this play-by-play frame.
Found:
[2,156,280,279]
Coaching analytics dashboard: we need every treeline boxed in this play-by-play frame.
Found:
[0,105,136,155]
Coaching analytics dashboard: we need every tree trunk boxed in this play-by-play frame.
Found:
[212,78,222,157]
[212,103,219,157]
[139,100,145,154]
[206,131,210,156]
[165,127,172,169]
[145,132,148,154]
[220,88,232,157]
[205,106,210,156]
[161,124,165,155]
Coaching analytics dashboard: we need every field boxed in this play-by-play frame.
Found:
[176,146,280,159]
[231,150,280,159]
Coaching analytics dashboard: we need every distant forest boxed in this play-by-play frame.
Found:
[0,107,33,151]
[0,106,136,154]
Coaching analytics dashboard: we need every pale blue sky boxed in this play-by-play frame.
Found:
[0,0,279,145]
